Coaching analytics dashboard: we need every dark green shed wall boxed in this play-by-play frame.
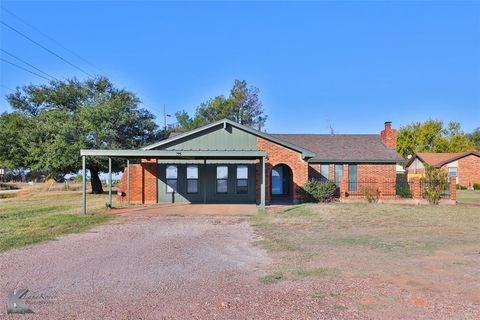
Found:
[157,163,256,204]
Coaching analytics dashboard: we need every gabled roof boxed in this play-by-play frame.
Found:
[406,151,480,168]
[142,118,316,159]
[271,134,404,163]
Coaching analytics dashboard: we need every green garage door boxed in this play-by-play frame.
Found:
[157,162,256,204]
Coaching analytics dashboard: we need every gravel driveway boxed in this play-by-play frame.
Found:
[0,215,347,319]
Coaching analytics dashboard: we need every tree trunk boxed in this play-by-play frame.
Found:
[90,167,104,194]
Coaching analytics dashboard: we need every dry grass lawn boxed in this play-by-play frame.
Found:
[253,193,480,318]
[0,189,112,251]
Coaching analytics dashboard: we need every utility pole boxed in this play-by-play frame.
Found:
[163,104,171,131]
[258,116,265,132]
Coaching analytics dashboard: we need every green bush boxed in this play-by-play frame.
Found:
[473,183,480,190]
[421,166,449,204]
[456,184,467,190]
[297,180,336,203]
[396,184,412,198]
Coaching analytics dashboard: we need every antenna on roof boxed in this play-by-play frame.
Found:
[328,123,335,136]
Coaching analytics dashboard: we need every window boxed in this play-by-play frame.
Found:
[166,165,177,193]
[271,165,284,195]
[187,165,199,194]
[348,164,357,192]
[448,167,458,177]
[334,164,343,187]
[320,164,329,183]
[236,165,248,194]
[216,166,228,193]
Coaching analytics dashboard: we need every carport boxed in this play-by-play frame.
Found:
[80,149,267,214]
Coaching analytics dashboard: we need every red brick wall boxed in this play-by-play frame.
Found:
[357,164,397,181]
[117,159,157,204]
[256,137,309,203]
[442,154,480,188]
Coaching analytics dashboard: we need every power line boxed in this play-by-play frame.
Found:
[1,49,59,81]
[1,6,103,75]
[0,15,163,123]
[0,58,52,81]
[1,21,95,78]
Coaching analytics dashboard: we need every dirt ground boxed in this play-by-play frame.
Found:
[254,202,480,320]
[1,200,479,319]
[0,214,344,320]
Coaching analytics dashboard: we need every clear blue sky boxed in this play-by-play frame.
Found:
[1,1,479,134]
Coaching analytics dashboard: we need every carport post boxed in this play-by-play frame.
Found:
[203,159,207,204]
[126,159,130,205]
[260,156,266,208]
[82,155,86,214]
[108,157,112,207]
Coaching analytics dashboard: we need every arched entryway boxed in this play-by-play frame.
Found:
[270,164,293,204]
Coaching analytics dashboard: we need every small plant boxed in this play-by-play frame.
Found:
[421,166,449,204]
[362,187,380,203]
[396,184,412,198]
[297,180,336,203]
[456,184,467,190]
[259,272,283,284]
[473,183,480,190]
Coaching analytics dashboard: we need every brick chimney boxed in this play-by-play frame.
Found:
[380,121,397,149]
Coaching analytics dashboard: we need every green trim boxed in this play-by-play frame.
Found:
[80,149,266,159]
[308,159,404,164]
[141,118,316,159]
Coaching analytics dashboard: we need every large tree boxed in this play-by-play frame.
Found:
[466,128,480,150]
[0,112,33,169]
[396,119,476,158]
[174,80,267,131]
[2,77,160,193]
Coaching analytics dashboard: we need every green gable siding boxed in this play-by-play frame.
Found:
[154,125,257,151]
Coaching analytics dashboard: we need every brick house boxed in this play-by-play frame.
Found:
[113,119,404,205]
[405,152,480,188]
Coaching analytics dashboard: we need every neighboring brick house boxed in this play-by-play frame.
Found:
[405,152,480,188]
[115,119,404,205]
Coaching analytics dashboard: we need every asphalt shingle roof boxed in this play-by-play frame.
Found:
[412,152,480,167]
[271,134,404,163]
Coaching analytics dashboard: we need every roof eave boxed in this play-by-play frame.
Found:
[308,159,404,164]
[80,149,267,159]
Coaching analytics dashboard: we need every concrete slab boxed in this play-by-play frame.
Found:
[112,203,258,216]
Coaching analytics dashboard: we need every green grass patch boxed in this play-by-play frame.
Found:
[457,190,480,205]
[291,267,338,279]
[259,272,284,284]
[0,190,113,251]
[253,199,480,281]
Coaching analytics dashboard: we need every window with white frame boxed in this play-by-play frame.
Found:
[448,167,458,177]
[216,166,228,193]
[166,165,178,193]
[187,165,199,194]
[236,165,248,194]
